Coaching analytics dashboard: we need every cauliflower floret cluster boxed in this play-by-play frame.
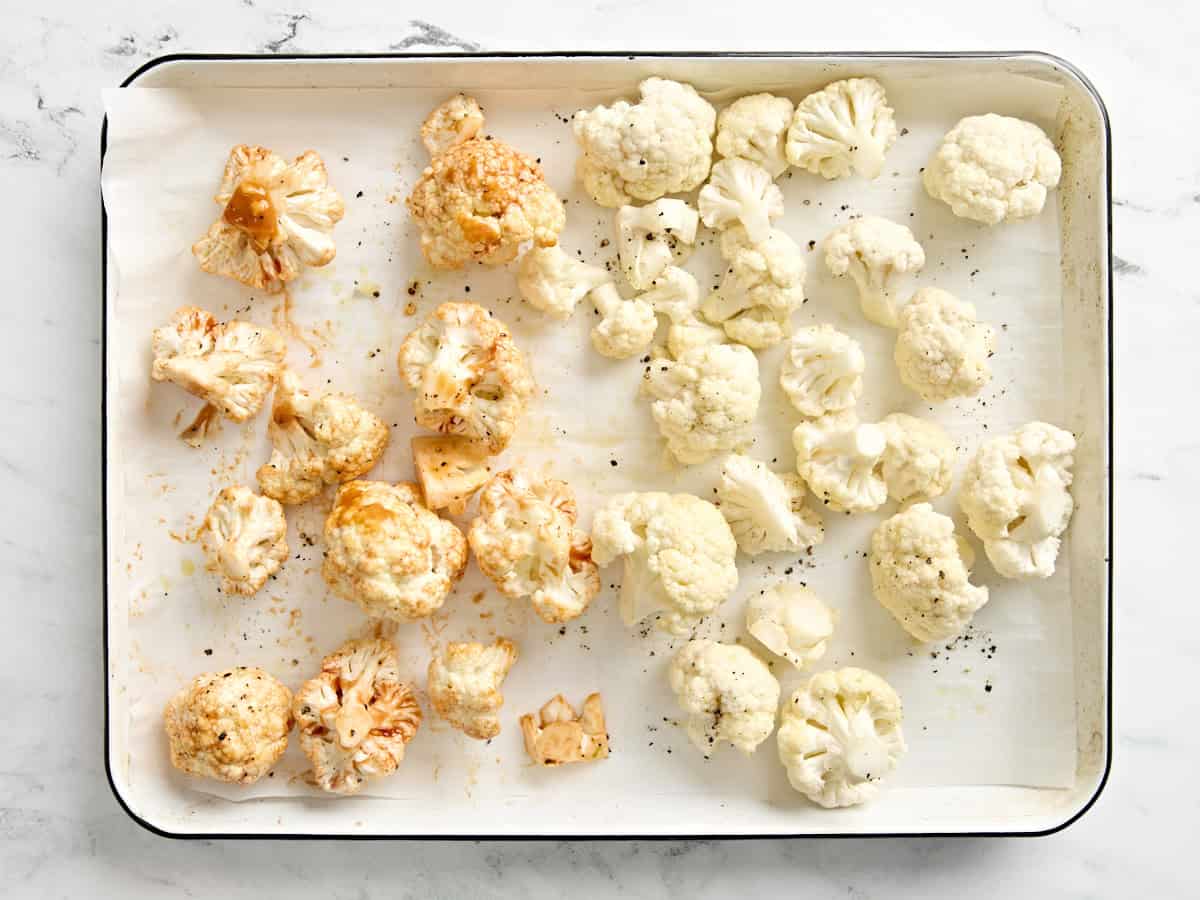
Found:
[747,583,837,670]
[163,667,293,785]
[634,265,726,359]
[427,638,518,740]
[714,92,794,178]
[923,113,1062,225]
[517,245,613,320]
[793,413,888,513]
[894,288,995,402]
[322,480,468,621]
[958,421,1076,579]
[410,434,491,516]
[667,639,780,756]
[778,324,865,418]
[294,638,422,795]
[590,492,738,635]
[698,158,784,244]
[869,502,988,642]
[420,93,485,156]
[715,454,824,555]
[701,225,806,349]
[520,693,609,767]
[879,413,957,505]
[786,78,898,180]
[615,199,699,291]
[200,485,288,596]
[572,77,717,207]
[468,469,600,624]
[777,668,906,808]
[823,216,926,327]
[397,302,535,453]
[192,144,344,292]
[589,282,658,360]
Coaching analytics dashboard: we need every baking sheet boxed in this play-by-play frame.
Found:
[101,72,1077,819]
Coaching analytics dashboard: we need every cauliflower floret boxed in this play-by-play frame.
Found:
[468,469,600,624]
[637,266,725,359]
[869,503,988,641]
[779,324,865,418]
[293,638,421,795]
[958,422,1076,579]
[410,434,491,516]
[747,583,837,670]
[793,414,888,513]
[668,639,780,756]
[397,302,535,453]
[589,282,657,359]
[643,343,761,465]
[572,77,716,207]
[777,668,906,808]
[256,371,389,505]
[322,480,468,621]
[192,145,345,292]
[615,199,699,290]
[590,492,738,635]
[163,667,293,785]
[698,158,785,244]
[823,216,926,327]
[151,306,286,425]
[894,288,995,402]
[715,454,824,555]
[701,225,806,349]
[785,78,898,180]
[427,638,518,740]
[879,413,956,504]
[406,135,564,269]
[520,693,609,767]
[199,485,288,596]
[923,113,1062,225]
[420,93,485,156]
[715,93,795,178]
[517,245,613,320]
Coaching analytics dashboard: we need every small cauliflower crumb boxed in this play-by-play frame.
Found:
[520,693,609,767]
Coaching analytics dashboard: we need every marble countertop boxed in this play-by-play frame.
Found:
[0,0,1190,895]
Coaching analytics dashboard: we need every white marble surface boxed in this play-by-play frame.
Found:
[0,0,1190,895]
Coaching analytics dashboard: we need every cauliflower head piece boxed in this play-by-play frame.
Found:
[869,503,988,642]
[698,158,785,245]
[615,198,699,291]
[411,434,491,516]
[294,637,422,795]
[591,492,738,635]
[879,413,956,505]
[397,302,535,453]
[778,668,906,808]
[589,282,657,360]
[701,225,806,349]
[668,639,780,756]
[715,454,824,556]
[894,288,995,402]
[785,78,898,180]
[823,216,926,327]
[322,480,468,621]
[793,413,888,513]
[163,667,293,785]
[958,421,1076,579]
[468,469,600,624]
[520,693,609,767]
[779,324,865,418]
[572,77,717,207]
[517,245,613,320]
[747,583,837,670]
[200,485,288,596]
[923,113,1062,225]
[427,637,518,740]
[420,93,485,156]
[715,92,795,178]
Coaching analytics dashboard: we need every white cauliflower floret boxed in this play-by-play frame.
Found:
[958,422,1076,579]
[520,693,609,767]
[192,145,344,292]
[163,667,293,785]
[715,454,824,555]
[589,282,657,360]
[668,639,780,756]
[397,302,535,453]
[823,216,926,327]
[637,266,725,359]
[924,113,1062,225]
[615,199,699,290]
[427,638,518,740]
[869,503,988,642]
[779,324,865,418]
[793,414,888,513]
[572,77,716,207]
[698,158,784,244]
[410,435,491,516]
[785,78,898,180]
[778,668,906,808]
[879,413,956,504]
[322,481,468,621]
[702,225,806,349]
[642,343,761,465]
[715,93,794,178]
[590,492,738,635]
[746,583,837,670]
[517,245,613,320]
[256,371,389,505]
[894,288,995,402]
[468,469,600,624]
[293,638,421,795]
[420,93,485,156]
[199,485,288,596]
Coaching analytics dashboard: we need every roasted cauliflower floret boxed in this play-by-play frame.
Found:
[823,216,926,327]
[420,93,485,156]
[778,668,906,808]
[747,583,837,670]
[698,158,784,244]
[410,434,491,516]
[427,638,518,740]
[701,225,806,349]
[879,413,957,505]
[322,480,468,621]
[192,144,344,292]
[199,485,288,596]
[294,637,422,795]
[468,469,600,624]
[869,503,988,642]
[785,78,898,180]
[715,92,795,178]
[894,288,995,402]
[589,282,657,360]
[517,245,613,320]
[397,302,535,453]
[779,324,865,418]
[520,693,609,767]
[163,667,293,785]
[615,199,699,290]
[668,639,780,756]
[958,422,1076,579]
[793,414,888,513]
[715,454,824,555]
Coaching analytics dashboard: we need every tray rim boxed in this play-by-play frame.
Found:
[100,49,1113,842]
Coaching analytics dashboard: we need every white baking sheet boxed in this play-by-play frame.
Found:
[102,73,1077,821]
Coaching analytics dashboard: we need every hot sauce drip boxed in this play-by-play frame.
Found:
[223,181,278,252]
